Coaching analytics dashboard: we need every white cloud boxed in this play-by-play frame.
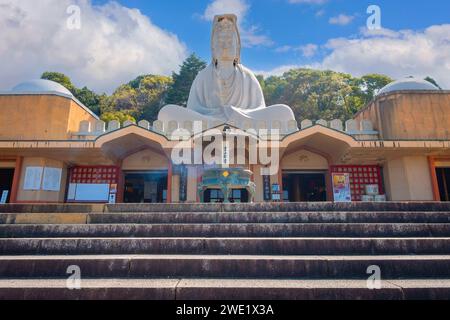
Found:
[299,44,319,57]
[315,10,326,17]
[202,0,273,47]
[0,0,187,93]
[254,64,303,78]
[275,45,293,53]
[203,0,249,21]
[329,14,355,26]
[274,44,318,58]
[320,25,450,88]
[256,25,450,89]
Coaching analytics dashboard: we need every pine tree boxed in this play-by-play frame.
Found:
[165,54,207,107]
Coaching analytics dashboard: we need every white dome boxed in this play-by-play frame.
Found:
[11,79,73,97]
[378,77,439,95]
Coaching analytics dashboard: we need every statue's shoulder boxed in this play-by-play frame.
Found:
[238,64,260,81]
[193,64,213,82]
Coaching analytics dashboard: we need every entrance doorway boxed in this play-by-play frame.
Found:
[204,189,249,203]
[124,171,168,203]
[282,172,327,202]
[0,169,14,203]
[436,168,450,201]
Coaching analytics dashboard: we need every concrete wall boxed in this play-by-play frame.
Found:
[17,157,67,203]
[121,149,168,171]
[281,150,329,171]
[172,175,180,203]
[354,92,450,140]
[383,156,434,201]
[186,166,198,203]
[0,95,97,140]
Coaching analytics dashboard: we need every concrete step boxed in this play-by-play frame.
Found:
[1,278,449,300]
[2,202,450,214]
[90,212,450,224]
[1,223,450,238]
[1,255,450,279]
[2,238,450,255]
[2,212,450,225]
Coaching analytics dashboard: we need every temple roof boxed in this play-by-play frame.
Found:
[378,77,439,95]
[10,79,74,97]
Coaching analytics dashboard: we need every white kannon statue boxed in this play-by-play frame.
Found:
[158,14,296,131]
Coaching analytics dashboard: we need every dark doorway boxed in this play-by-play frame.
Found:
[282,172,327,202]
[204,189,249,203]
[437,168,450,202]
[0,169,15,203]
[124,171,168,203]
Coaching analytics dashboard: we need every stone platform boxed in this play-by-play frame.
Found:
[0,202,450,300]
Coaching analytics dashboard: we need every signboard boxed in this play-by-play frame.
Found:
[332,173,352,202]
[263,175,271,201]
[74,184,110,202]
[271,183,281,202]
[0,191,8,204]
[67,183,77,201]
[108,193,116,204]
[24,167,43,190]
[222,141,230,168]
[42,167,62,191]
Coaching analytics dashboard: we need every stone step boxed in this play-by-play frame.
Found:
[90,212,450,224]
[1,278,449,300]
[1,223,450,238]
[2,202,450,214]
[2,238,450,255]
[2,212,450,225]
[1,255,450,279]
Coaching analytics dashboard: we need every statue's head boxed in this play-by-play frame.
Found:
[211,14,241,65]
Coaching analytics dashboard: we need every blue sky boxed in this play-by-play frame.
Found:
[0,0,449,92]
[91,0,450,73]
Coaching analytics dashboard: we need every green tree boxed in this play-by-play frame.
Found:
[100,111,136,125]
[104,75,172,121]
[138,75,173,122]
[261,69,393,121]
[41,72,103,114]
[354,74,394,105]
[424,76,442,89]
[74,87,103,115]
[41,72,76,92]
[165,54,207,107]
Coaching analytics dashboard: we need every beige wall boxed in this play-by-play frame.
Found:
[122,149,168,171]
[186,166,198,203]
[172,175,180,203]
[354,92,450,140]
[0,160,16,169]
[253,165,264,202]
[0,95,97,140]
[383,156,434,201]
[17,157,67,203]
[281,149,329,171]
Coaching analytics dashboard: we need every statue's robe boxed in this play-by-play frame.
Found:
[158,63,296,128]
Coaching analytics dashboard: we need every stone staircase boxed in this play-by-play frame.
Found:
[0,202,450,300]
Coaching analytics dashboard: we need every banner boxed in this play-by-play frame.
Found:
[332,173,352,202]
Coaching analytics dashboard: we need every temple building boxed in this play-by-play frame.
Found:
[0,76,449,204]
[0,14,449,205]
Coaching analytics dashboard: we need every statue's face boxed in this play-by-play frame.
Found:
[213,18,238,61]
